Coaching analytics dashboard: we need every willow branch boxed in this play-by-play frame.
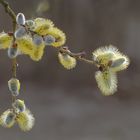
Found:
[59,47,97,65]
[0,0,17,78]
[0,0,97,68]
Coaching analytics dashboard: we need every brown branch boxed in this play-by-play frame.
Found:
[0,0,17,78]
[59,47,97,66]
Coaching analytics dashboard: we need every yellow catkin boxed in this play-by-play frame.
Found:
[47,27,66,47]
[92,45,130,71]
[16,35,34,55]
[92,45,117,66]
[33,18,54,35]
[16,35,45,61]
[30,43,45,61]
[95,70,117,96]
[16,109,35,131]
[0,32,13,49]
[58,53,76,69]
[0,109,16,128]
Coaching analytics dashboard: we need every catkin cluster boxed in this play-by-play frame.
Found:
[92,45,130,95]
[0,12,77,131]
[0,13,66,61]
[0,99,35,131]
[0,77,35,131]
[0,11,130,132]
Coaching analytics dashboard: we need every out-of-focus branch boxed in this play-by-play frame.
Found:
[0,0,16,31]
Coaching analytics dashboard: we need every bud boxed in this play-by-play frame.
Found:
[25,20,35,29]
[14,27,26,39]
[8,78,20,96]
[12,99,26,113]
[8,47,18,58]
[16,13,26,25]
[0,109,16,128]
[44,35,55,45]
[33,34,43,46]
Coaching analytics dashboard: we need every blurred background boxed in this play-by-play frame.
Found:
[0,0,139,139]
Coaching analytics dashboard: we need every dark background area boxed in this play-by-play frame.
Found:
[0,0,139,140]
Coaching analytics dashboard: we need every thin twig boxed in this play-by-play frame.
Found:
[59,47,97,65]
[0,0,18,104]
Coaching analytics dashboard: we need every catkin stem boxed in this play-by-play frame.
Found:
[0,0,18,103]
[12,58,17,78]
[59,47,97,66]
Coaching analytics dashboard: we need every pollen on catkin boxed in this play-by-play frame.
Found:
[92,45,117,66]
[8,78,20,96]
[16,35,35,56]
[0,32,13,49]
[95,70,117,96]
[58,52,76,69]
[33,18,54,35]
[47,27,66,47]
[30,42,45,61]
[16,109,35,131]
[0,109,16,128]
